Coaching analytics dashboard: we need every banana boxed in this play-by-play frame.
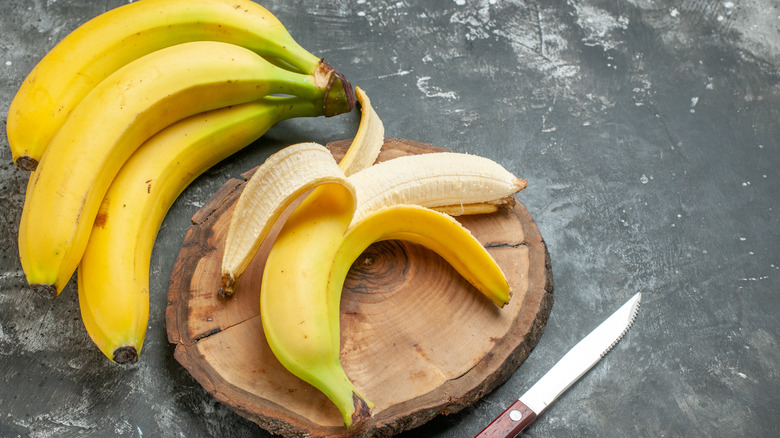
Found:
[329,205,511,310]
[78,96,322,364]
[214,87,524,426]
[260,181,371,428]
[347,152,527,225]
[19,40,353,297]
[6,0,352,170]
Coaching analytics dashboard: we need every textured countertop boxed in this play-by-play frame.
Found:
[1,1,778,437]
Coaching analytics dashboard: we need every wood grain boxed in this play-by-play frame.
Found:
[165,138,554,437]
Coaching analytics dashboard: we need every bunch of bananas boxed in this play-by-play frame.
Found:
[221,89,527,427]
[9,0,355,364]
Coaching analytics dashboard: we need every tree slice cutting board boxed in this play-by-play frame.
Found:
[165,138,554,437]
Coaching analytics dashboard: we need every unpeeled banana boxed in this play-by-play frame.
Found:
[78,97,322,364]
[6,0,351,170]
[18,40,351,297]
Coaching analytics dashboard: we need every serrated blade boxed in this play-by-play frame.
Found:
[475,292,641,438]
[520,292,641,414]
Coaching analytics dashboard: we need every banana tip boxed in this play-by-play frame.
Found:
[113,346,139,365]
[31,284,57,299]
[15,156,38,171]
[219,274,236,298]
[348,392,372,428]
[516,178,528,191]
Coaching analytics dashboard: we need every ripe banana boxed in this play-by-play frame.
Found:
[19,40,353,297]
[260,180,372,428]
[6,0,349,170]
[347,152,528,225]
[78,96,322,364]
[329,204,511,310]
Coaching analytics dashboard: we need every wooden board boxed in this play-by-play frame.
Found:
[165,138,554,437]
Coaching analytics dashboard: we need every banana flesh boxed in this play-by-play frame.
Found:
[347,151,527,225]
[78,97,322,364]
[6,0,340,170]
[19,40,341,297]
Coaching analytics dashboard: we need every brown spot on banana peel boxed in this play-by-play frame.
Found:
[113,345,139,364]
[15,155,38,171]
[94,198,110,228]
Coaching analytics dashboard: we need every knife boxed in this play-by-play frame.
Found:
[475,292,642,438]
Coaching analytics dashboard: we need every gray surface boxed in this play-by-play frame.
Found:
[1,0,778,437]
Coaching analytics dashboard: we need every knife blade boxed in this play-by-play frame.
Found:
[475,292,642,438]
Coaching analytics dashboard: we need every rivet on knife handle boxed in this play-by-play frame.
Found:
[474,399,536,438]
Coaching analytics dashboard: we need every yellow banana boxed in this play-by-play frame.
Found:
[6,0,351,170]
[260,181,373,428]
[329,204,511,310]
[78,96,322,364]
[19,40,352,297]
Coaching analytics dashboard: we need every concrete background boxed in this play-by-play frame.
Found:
[1,0,778,436]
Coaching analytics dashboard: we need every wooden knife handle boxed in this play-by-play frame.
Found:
[474,399,537,438]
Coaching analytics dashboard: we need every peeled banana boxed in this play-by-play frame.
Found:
[348,151,527,225]
[6,0,349,170]
[78,96,322,364]
[19,40,351,297]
